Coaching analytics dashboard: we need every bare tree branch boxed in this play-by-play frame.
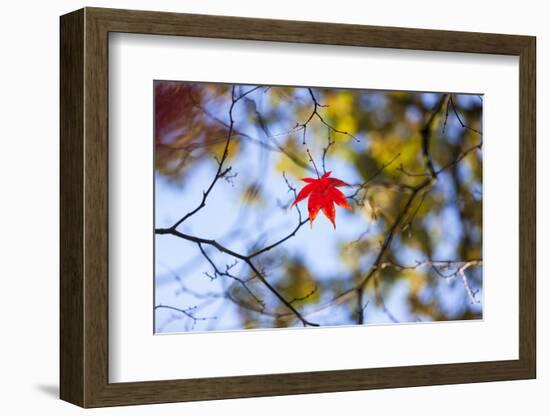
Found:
[347,153,402,204]
[155,225,318,326]
[276,259,482,321]
[155,304,217,327]
[448,95,482,135]
[353,93,448,324]
[301,88,359,142]
[170,86,262,230]
[197,243,265,308]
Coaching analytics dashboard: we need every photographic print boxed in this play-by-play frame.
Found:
[154,81,483,333]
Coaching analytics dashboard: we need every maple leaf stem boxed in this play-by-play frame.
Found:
[305,148,320,178]
[321,128,335,174]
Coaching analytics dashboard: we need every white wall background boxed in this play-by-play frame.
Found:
[0,0,546,414]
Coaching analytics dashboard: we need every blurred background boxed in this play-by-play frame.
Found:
[154,81,483,333]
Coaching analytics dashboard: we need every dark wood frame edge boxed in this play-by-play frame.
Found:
[60,7,536,408]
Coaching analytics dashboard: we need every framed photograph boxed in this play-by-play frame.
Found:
[60,7,536,407]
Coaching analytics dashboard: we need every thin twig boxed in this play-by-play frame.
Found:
[155,226,317,326]
[171,86,261,229]
[155,304,216,323]
[347,153,401,203]
[449,95,482,135]
[322,127,335,174]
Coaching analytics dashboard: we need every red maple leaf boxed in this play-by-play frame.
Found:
[291,171,352,228]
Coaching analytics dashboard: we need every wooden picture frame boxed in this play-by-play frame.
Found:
[60,7,536,408]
